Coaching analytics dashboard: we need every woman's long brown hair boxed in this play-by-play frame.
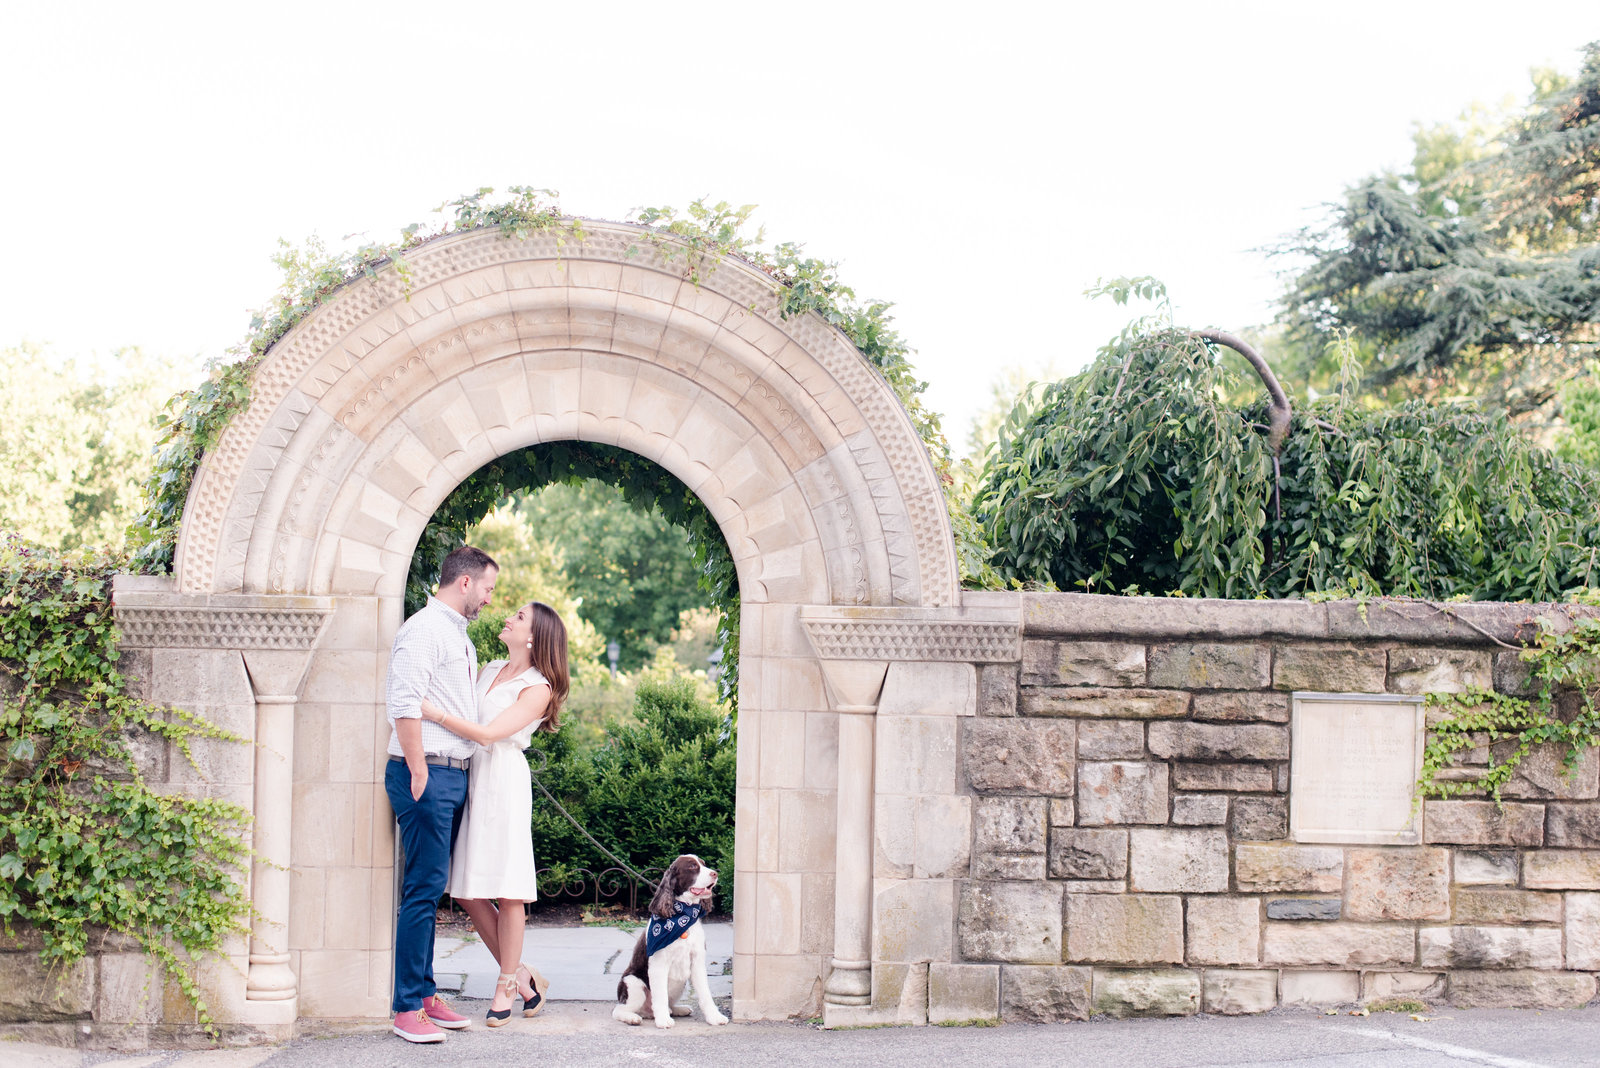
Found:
[526,601,570,734]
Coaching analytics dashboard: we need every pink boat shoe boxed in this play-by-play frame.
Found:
[392,1008,446,1043]
[422,994,471,1029]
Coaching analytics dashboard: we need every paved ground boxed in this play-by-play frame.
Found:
[6,924,1600,1066]
[8,1006,1600,1067]
[433,918,733,1001]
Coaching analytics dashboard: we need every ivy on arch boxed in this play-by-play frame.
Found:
[131,190,990,589]
[405,441,740,701]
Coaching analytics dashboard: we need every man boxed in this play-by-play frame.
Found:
[384,545,498,1043]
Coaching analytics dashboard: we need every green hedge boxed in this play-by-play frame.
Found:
[526,675,736,909]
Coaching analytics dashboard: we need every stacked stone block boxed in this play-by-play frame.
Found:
[864,607,1600,1025]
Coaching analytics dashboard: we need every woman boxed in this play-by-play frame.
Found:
[420,601,569,1026]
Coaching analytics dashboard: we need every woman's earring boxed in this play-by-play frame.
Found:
[526,641,533,649]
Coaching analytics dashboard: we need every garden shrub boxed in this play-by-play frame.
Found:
[526,673,736,909]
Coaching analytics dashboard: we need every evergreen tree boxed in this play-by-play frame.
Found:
[1278,43,1600,424]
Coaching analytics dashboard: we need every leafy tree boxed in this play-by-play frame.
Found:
[1558,364,1600,469]
[407,441,741,701]
[973,287,1600,601]
[0,346,191,550]
[664,606,723,677]
[1277,43,1600,420]
[963,364,1064,464]
[516,480,710,671]
[954,364,1061,507]
[460,506,604,666]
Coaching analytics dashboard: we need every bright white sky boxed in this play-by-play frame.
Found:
[2,3,1593,454]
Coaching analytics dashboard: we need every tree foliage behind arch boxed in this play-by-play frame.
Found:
[406,441,740,700]
[972,317,1600,601]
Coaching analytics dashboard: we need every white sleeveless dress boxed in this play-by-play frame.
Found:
[446,661,546,901]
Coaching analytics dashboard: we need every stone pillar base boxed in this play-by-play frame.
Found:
[236,998,298,1032]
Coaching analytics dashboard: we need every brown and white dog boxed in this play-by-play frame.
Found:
[613,854,728,1028]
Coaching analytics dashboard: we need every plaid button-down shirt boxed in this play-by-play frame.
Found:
[385,597,480,761]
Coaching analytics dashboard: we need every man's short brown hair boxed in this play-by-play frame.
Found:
[439,545,498,587]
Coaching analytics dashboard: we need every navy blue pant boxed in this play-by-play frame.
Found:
[386,759,467,1013]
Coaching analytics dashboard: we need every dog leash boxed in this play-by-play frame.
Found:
[526,748,660,894]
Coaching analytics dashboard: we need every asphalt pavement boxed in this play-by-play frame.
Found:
[5,920,1600,1067]
[9,1006,1600,1068]
[432,917,734,1002]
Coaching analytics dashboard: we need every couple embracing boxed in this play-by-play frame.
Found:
[383,545,572,1043]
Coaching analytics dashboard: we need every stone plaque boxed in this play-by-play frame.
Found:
[1290,693,1425,845]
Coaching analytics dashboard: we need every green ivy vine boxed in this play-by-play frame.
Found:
[631,200,995,586]
[1419,602,1600,803]
[0,536,250,1031]
[129,190,987,586]
[128,188,578,573]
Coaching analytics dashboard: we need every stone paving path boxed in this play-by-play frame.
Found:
[434,918,734,1002]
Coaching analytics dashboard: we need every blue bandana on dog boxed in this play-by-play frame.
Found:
[645,901,705,957]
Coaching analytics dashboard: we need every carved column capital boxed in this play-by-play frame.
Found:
[112,575,335,651]
[799,605,1021,664]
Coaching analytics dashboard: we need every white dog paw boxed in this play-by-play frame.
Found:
[670,1005,692,1017]
[654,1017,675,1029]
[707,1012,729,1026]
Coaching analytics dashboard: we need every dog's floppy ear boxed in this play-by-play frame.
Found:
[649,856,688,918]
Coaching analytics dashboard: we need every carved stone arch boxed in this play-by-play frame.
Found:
[173,223,958,607]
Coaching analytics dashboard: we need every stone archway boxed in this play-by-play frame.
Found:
[174,224,955,606]
[121,222,968,1035]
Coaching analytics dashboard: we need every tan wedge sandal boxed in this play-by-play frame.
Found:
[486,972,518,1027]
[517,962,551,1018]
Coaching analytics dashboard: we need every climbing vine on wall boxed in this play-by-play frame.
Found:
[1419,603,1600,803]
[0,536,249,1029]
[632,201,994,585]
[127,189,985,586]
[124,189,990,710]
[127,188,577,573]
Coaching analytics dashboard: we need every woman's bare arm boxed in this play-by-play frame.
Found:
[419,684,550,745]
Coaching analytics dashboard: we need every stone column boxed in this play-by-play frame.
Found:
[826,695,882,1004]
[816,659,888,1005]
[244,692,297,1001]
[112,577,334,1033]
[242,649,320,1003]
[801,600,1022,1020]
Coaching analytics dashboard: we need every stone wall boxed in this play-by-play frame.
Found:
[0,579,339,1049]
[0,633,263,1049]
[10,588,1597,1046]
[846,593,1600,1025]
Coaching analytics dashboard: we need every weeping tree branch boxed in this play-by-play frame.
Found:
[1195,329,1293,454]
[1194,330,1293,571]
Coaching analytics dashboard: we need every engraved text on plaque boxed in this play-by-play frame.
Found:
[1290,692,1425,845]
